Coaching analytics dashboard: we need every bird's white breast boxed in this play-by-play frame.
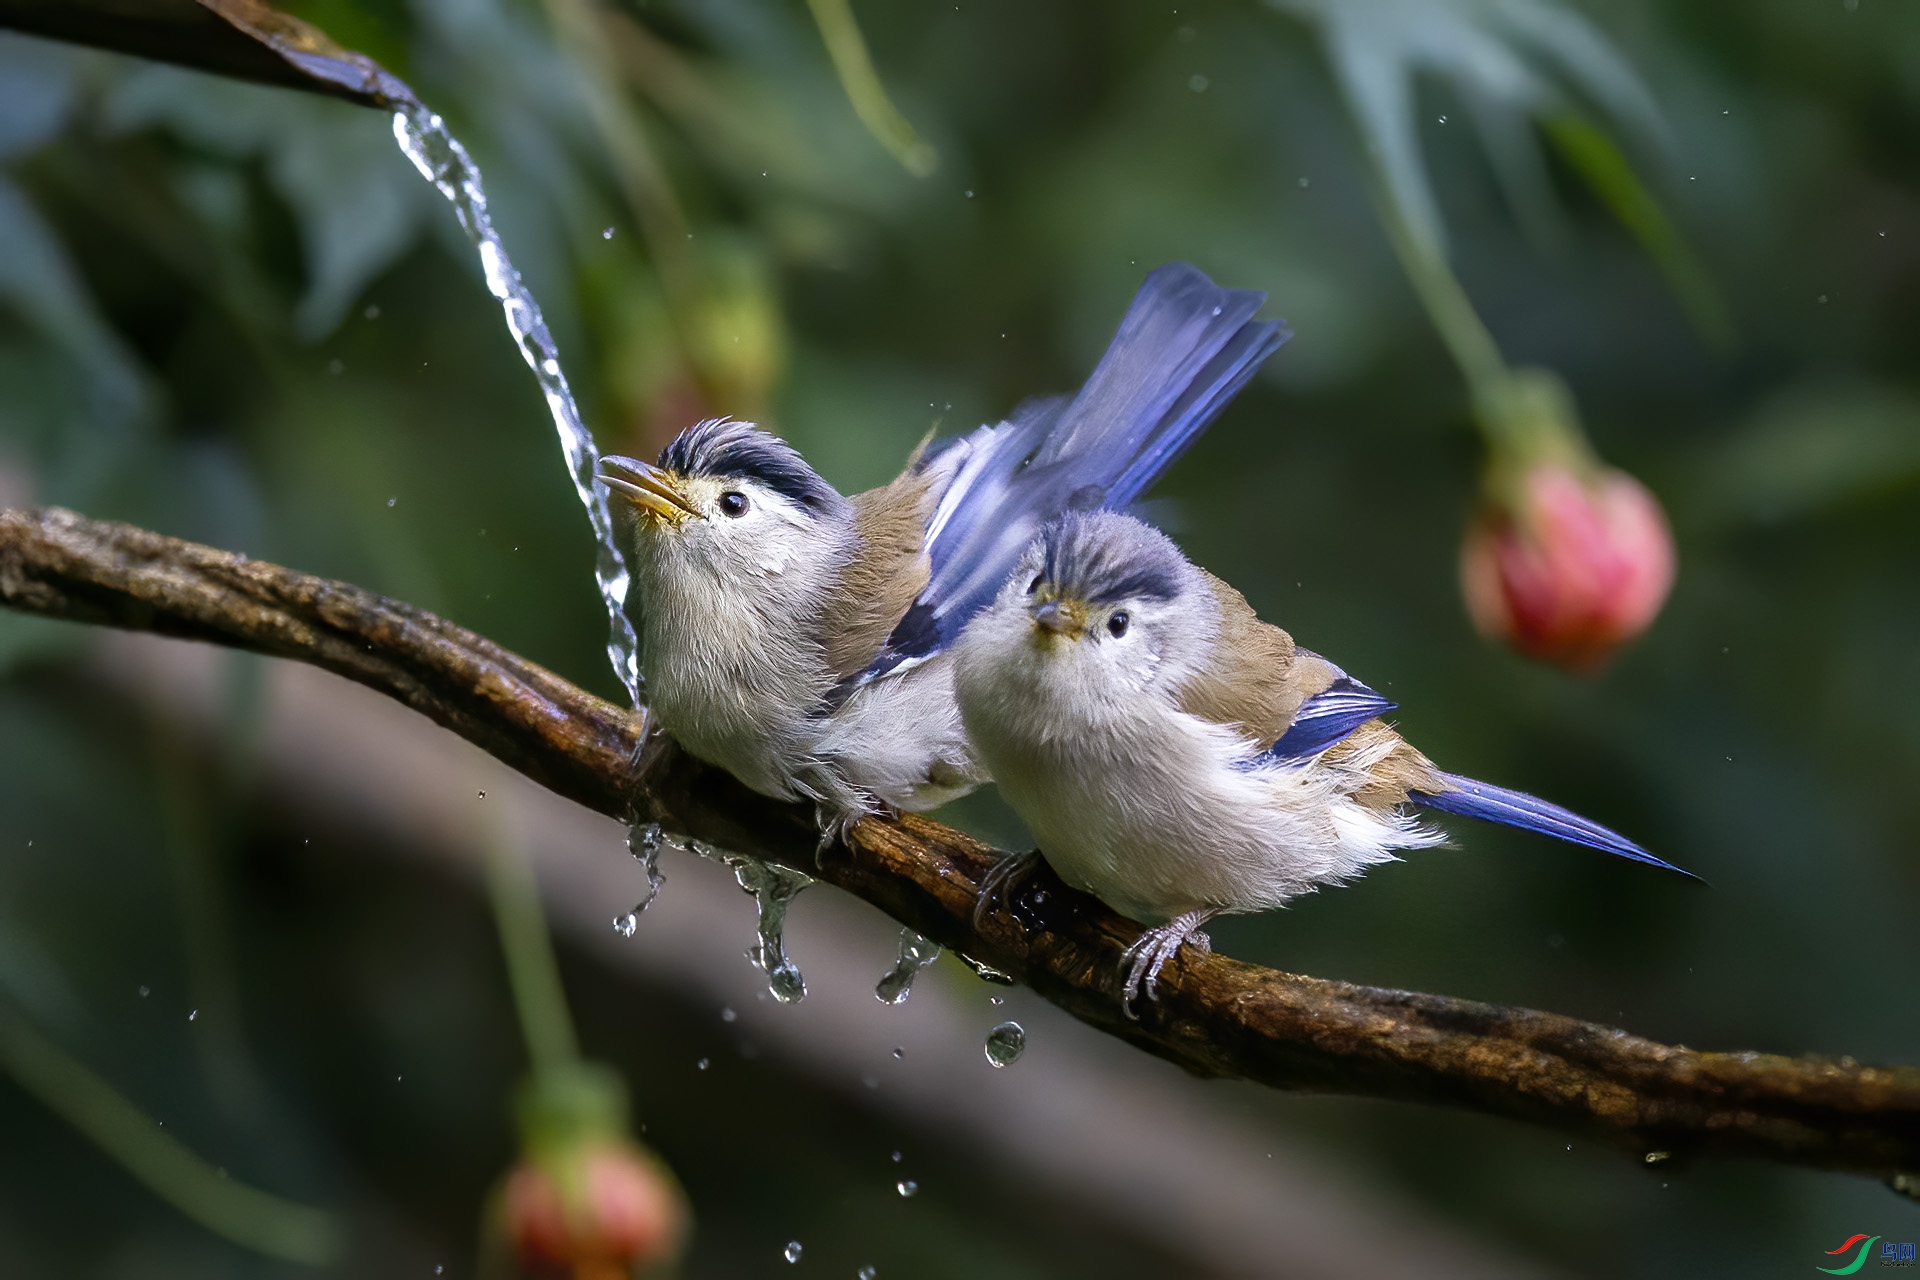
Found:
[633,544,835,801]
[955,631,1416,923]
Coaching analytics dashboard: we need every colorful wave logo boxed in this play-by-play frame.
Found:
[1819,1234,1882,1275]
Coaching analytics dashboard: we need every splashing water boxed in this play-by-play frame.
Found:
[874,928,942,1004]
[391,106,642,708]
[984,1020,1026,1067]
[895,1179,919,1198]
[722,853,813,1003]
[783,1241,803,1264]
[625,821,667,914]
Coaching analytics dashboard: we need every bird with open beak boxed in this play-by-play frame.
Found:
[598,264,1287,828]
[953,511,1695,1007]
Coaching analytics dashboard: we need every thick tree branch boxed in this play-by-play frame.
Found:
[4,506,1917,1186]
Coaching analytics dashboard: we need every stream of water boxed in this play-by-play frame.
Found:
[391,104,643,709]
[391,104,830,998]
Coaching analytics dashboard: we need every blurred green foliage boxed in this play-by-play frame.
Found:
[0,0,1918,1275]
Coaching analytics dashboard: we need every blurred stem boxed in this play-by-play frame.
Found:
[606,14,790,184]
[483,816,579,1076]
[1367,166,1593,473]
[1368,172,1509,431]
[0,999,342,1266]
[804,0,938,177]
[149,676,268,1120]
[539,0,715,392]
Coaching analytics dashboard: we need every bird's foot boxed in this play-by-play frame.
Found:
[1120,909,1220,1017]
[814,795,888,862]
[807,771,890,862]
[971,849,1041,929]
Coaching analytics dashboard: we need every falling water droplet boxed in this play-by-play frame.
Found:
[137,985,150,998]
[625,822,667,916]
[476,790,486,799]
[954,953,1014,985]
[890,1150,903,1163]
[721,1006,737,1023]
[1187,73,1209,93]
[984,1021,1026,1067]
[602,226,615,239]
[891,1047,904,1060]
[187,1009,199,1022]
[613,912,638,938]
[783,1241,803,1263]
[386,496,397,507]
[875,928,942,1004]
[697,1057,710,1071]
[722,853,813,1002]
[859,1268,878,1280]
[895,1179,918,1198]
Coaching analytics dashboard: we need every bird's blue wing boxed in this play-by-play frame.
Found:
[1266,676,1397,762]
[860,263,1287,682]
[1410,772,1698,877]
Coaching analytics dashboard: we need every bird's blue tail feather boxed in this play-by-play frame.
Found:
[1411,772,1697,878]
[863,263,1286,679]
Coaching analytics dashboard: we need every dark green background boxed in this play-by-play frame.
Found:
[0,0,1915,1274]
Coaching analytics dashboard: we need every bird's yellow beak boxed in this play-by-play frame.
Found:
[1031,596,1087,641]
[599,455,695,524]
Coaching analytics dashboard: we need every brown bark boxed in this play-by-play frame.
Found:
[4,505,1916,1185]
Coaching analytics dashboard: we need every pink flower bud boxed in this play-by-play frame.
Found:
[503,1142,684,1276]
[1460,463,1675,670]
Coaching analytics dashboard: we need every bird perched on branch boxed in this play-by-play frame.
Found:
[597,264,1286,827]
[953,510,1694,1007]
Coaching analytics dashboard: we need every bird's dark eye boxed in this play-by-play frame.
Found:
[718,491,749,517]
[1107,611,1130,638]
[1027,575,1042,594]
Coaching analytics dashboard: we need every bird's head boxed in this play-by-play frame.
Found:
[599,420,853,588]
[974,511,1214,703]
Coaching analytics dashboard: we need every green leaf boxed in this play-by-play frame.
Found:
[1542,111,1733,349]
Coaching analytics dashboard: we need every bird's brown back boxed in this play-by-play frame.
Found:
[1176,571,1335,748]
[1176,572,1443,807]
[820,463,943,680]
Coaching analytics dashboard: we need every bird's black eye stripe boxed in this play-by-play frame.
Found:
[719,491,749,517]
[1107,611,1130,638]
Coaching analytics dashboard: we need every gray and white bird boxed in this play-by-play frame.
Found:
[952,510,1693,1004]
[596,264,1286,826]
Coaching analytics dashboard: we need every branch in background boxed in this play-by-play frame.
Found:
[3,506,1917,1187]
